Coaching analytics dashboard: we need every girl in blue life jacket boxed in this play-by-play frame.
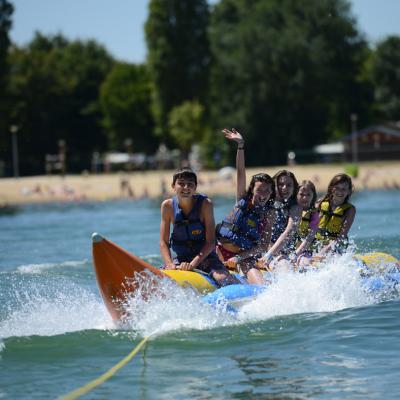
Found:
[160,167,238,286]
[315,173,356,255]
[215,128,276,284]
[258,170,302,271]
[293,180,320,269]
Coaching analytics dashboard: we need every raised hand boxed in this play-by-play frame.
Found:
[222,128,244,145]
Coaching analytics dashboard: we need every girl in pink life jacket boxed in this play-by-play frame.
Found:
[294,180,320,269]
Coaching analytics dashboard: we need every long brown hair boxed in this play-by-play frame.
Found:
[246,173,275,203]
[273,170,299,204]
[298,180,317,209]
[319,173,353,206]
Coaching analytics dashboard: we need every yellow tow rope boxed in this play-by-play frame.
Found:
[59,333,154,400]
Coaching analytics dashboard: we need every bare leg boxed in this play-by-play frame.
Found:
[246,268,265,285]
[272,258,293,273]
[240,258,265,284]
[212,270,240,286]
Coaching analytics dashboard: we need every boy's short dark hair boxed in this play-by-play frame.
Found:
[172,167,197,186]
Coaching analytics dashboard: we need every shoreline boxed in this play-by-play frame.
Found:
[1,161,399,206]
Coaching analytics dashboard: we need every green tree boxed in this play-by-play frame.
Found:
[0,0,12,88]
[370,36,400,121]
[7,33,113,174]
[145,0,211,141]
[100,63,157,153]
[0,0,14,173]
[209,0,370,165]
[168,100,205,160]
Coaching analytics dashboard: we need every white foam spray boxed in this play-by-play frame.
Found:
[0,281,114,341]
[239,253,375,321]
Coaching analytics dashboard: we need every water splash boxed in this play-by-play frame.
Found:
[2,251,397,346]
[117,274,237,337]
[239,252,391,321]
[0,279,114,340]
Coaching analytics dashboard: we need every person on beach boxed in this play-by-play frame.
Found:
[160,167,238,286]
[258,170,301,271]
[315,173,356,254]
[293,180,320,269]
[216,128,276,284]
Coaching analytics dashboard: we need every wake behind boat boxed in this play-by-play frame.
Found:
[92,233,400,321]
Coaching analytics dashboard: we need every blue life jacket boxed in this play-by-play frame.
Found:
[271,200,290,243]
[216,197,268,250]
[170,194,206,261]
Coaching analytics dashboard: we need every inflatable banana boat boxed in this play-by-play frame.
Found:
[92,233,400,320]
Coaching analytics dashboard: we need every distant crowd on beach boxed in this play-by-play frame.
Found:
[0,157,399,209]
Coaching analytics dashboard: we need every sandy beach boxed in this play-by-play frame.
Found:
[0,161,399,206]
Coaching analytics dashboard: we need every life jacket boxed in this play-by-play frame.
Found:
[316,201,353,244]
[298,208,318,239]
[293,208,319,251]
[170,194,206,260]
[270,200,290,243]
[216,197,268,250]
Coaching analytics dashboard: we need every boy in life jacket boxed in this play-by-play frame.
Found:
[160,167,238,286]
[258,170,301,271]
[216,128,276,284]
[315,173,356,254]
[294,180,320,269]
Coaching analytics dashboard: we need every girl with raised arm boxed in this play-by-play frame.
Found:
[216,129,276,284]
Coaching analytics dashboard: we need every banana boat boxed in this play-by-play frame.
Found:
[92,233,400,320]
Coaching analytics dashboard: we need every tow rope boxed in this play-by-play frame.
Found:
[59,333,155,400]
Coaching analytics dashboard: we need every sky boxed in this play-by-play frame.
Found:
[9,0,400,64]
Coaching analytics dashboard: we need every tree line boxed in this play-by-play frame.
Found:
[0,0,399,176]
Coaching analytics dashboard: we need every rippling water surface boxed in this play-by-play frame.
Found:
[0,190,399,399]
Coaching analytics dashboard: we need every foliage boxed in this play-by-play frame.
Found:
[344,163,359,178]
[1,1,399,176]
[145,0,211,140]
[168,100,205,159]
[100,63,157,153]
[370,36,400,121]
[0,0,14,169]
[6,33,113,174]
[209,0,371,166]
[0,0,13,80]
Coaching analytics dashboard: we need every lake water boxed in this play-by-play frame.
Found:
[0,190,399,399]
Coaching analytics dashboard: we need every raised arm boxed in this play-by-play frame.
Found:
[222,128,246,201]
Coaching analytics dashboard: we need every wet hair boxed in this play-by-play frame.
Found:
[172,167,197,186]
[319,173,353,206]
[246,173,275,203]
[273,170,299,203]
[298,180,317,209]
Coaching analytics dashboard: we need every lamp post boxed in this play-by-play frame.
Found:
[10,125,19,178]
[124,138,133,171]
[350,113,358,163]
[58,140,66,177]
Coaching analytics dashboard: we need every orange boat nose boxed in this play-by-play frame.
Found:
[92,233,166,320]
